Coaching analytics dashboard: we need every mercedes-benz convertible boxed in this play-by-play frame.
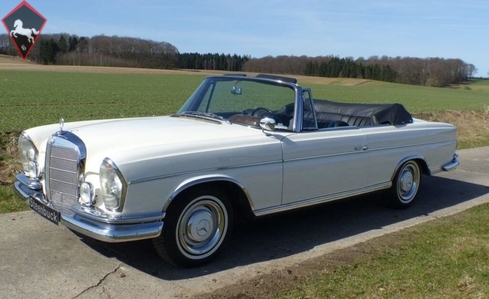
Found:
[14,74,458,267]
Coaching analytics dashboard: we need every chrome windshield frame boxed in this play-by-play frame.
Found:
[177,75,307,132]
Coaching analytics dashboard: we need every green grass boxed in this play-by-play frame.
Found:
[1,70,489,132]
[275,204,489,299]
[0,70,205,132]
[0,185,27,213]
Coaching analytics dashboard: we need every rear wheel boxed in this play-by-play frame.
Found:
[153,188,233,267]
[389,160,421,208]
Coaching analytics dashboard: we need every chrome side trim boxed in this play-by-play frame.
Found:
[254,182,392,216]
[128,160,282,185]
[363,140,456,154]
[442,154,459,171]
[284,150,362,163]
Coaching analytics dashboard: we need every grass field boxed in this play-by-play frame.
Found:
[1,68,489,132]
[0,70,205,132]
[307,79,489,113]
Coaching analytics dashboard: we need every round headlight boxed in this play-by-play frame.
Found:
[26,147,36,160]
[18,133,39,178]
[100,158,126,211]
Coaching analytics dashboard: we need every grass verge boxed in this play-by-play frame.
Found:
[275,204,489,299]
[0,185,27,213]
[197,204,489,298]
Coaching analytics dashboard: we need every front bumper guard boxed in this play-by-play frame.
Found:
[13,174,164,243]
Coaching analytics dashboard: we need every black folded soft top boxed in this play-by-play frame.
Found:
[313,99,413,126]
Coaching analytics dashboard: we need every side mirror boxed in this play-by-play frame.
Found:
[259,117,276,131]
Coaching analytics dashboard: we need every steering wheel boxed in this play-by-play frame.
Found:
[252,107,273,118]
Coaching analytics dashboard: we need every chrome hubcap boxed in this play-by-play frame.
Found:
[397,162,420,203]
[187,209,214,242]
[177,196,227,259]
[400,171,413,192]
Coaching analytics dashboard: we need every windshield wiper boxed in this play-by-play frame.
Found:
[172,111,225,122]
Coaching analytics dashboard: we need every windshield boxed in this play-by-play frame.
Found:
[177,77,297,130]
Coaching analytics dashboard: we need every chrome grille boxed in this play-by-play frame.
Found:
[46,137,81,217]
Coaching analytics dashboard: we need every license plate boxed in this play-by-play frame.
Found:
[29,197,60,225]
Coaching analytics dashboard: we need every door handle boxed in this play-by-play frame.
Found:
[356,145,369,151]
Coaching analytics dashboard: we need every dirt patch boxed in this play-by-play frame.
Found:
[0,161,17,185]
[0,131,21,185]
[0,55,229,76]
[0,55,369,86]
[294,76,371,86]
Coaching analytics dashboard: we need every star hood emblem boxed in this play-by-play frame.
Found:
[59,118,65,132]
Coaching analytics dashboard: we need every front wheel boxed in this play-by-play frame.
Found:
[389,160,421,209]
[153,188,233,267]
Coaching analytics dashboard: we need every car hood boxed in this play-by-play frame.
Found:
[59,116,284,182]
[68,116,243,148]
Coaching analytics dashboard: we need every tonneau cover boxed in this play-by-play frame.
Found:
[313,99,413,125]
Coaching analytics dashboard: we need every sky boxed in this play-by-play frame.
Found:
[2,0,488,76]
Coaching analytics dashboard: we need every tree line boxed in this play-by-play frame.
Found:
[0,33,477,87]
[178,53,248,72]
[244,55,477,87]
[0,33,248,71]
[304,57,397,82]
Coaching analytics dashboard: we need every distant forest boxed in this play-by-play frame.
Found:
[0,33,478,87]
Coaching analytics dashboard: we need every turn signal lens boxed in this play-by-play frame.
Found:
[26,161,39,178]
[79,182,95,206]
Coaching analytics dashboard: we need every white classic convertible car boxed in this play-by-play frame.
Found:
[14,74,459,267]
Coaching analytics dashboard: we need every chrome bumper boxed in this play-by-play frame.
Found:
[13,174,164,243]
[442,153,460,171]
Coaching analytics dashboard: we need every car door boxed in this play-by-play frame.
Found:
[281,127,370,205]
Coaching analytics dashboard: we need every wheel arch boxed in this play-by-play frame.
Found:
[391,155,430,181]
[163,175,254,219]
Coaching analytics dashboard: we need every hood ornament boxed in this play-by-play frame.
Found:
[59,118,65,132]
